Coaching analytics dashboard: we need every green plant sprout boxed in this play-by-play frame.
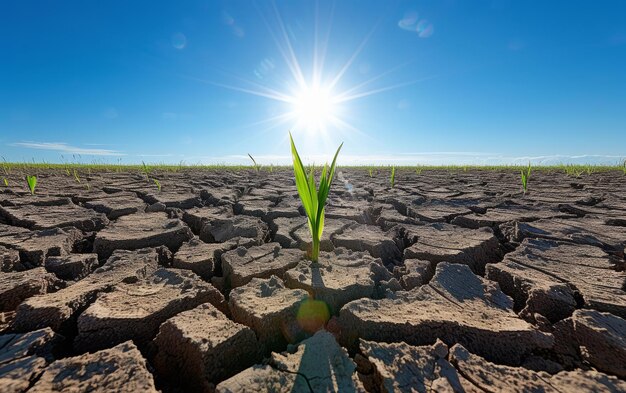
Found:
[26,175,37,195]
[1,157,9,176]
[368,167,373,177]
[142,161,150,181]
[521,162,531,194]
[289,132,342,263]
[3,178,8,187]
[153,178,162,192]
[390,166,396,188]
[73,169,81,183]
[415,167,422,175]
[248,154,260,173]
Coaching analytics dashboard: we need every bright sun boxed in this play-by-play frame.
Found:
[290,85,337,133]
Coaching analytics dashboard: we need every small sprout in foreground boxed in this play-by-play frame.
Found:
[390,166,396,188]
[153,178,162,192]
[3,178,8,187]
[248,154,260,173]
[289,132,342,263]
[26,175,37,195]
[368,167,373,177]
[415,167,422,175]
[520,162,531,194]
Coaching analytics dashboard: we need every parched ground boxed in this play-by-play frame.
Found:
[0,168,625,393]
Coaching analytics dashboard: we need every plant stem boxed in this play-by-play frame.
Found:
[311,232,320,263]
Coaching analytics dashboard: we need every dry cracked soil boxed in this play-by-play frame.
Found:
[0,168,625,393]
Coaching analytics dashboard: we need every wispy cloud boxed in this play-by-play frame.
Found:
[180,153,625,166]
[10,142,125,156]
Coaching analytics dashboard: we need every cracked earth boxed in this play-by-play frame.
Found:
[0,168,625,392]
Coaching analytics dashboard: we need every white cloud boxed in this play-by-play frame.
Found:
[180,153,626,166]
[10,142,125,156]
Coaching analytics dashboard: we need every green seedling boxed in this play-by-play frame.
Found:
[390,166,396,188]
[415,167,422,175]
[248,154,260,173]
[26,175,37,195]
[73,169,81,183]
[3,178,8,187]
[622,160,626,175]
[153,178,162,192]
[368,167,373,177]
[142,161,150,181]
[1,157,8,175]
[289,132,342,263]
[520,162,531,194]
[269,164,274,173]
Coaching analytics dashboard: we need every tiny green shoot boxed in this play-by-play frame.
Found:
[368,167,373,178]
[73,169,81,183]
[390,166,396,188]
[289,132,342,263]
[3,178,8,187]
[142,161,150,181]
[248,154,260,173]
[520,162,531,194]
[153,178,162,192]
[26,175,37,195]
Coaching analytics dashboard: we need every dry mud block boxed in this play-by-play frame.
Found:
[153,303,258,391]
[0,200,108,232]
[74,268,224,353]
[393,259,435,290]
[450,204,570,229]
[10,247,167,333]
[0,268,63,312]
[140,190,202,209]
[235,197,301,220]
[93,212,193,258]
[0,328,61,393]
[449,343,626,393]
[216,330,366,393]
[271,216,352,252]
[396,201,473,223]
[229,276,308,353]
[402,223,501,274]
[28,341,158,393]
[503,218,626,257]
[555,309,626,378]
[173,237,246,280]
[44,253,98,280]
[486,238,626,322]
[339,262,553,365]
[357,339,468,392]
[0,224,83,267]
[284,248,385,314]
[0,246,20,272]
[184,207,269,244]
[84,194,147,219]
[221,243,303,288]
[332,224,403,264]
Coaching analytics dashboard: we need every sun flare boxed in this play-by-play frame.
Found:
[289,85,337,134]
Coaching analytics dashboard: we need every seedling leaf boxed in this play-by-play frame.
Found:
[26,175,37,195]
[289,132,342,262]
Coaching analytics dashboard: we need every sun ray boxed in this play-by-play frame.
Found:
[196,2,422,143]
[334,76,437,103]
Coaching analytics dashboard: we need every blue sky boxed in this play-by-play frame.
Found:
[1,0,625,165]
